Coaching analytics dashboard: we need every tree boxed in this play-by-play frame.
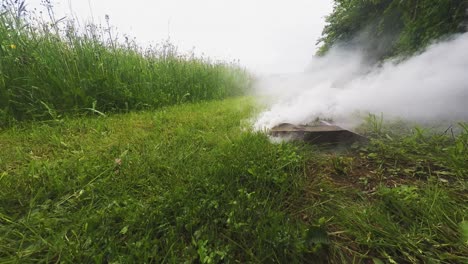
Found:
[317,0,467,60]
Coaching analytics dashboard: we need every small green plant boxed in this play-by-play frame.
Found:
[330,156,354,176]
[364,113,384,136]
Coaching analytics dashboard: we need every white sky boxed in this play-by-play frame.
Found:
[25,0,333,74]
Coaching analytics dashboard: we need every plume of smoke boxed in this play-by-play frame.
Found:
[253,33,468,130]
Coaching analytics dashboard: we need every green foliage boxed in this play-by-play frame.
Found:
[358,117,468,180]
[0,1,467,261]
[1,98,467,263]
[0,98,310,263]
[0,1,251,126]
[317,0,467,59]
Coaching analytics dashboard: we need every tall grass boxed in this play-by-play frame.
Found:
[0,0,251,125]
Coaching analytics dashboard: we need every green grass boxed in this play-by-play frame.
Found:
[0,1,251,126]
[0,1,466,263]
[1,97,467,263]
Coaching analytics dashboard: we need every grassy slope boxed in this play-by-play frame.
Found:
[1,98,467,263]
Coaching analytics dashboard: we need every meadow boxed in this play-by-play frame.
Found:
[1,98,467,263]
[1,1,467,263]
[0,1,250,126]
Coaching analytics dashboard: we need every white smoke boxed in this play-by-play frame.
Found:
[253,33,468,130]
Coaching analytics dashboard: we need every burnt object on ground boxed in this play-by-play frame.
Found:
[269,122,367,145]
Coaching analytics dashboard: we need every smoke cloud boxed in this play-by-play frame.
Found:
[253,33,468,131]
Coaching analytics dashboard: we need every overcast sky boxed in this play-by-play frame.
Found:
[26,0,333,74]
